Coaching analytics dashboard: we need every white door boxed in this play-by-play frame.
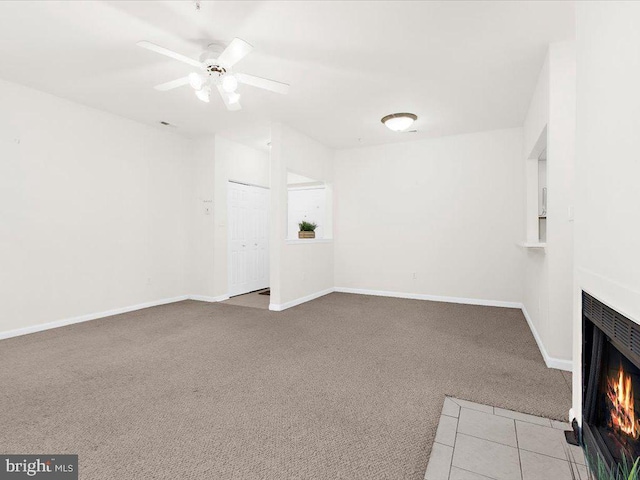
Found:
[228,182,269,297]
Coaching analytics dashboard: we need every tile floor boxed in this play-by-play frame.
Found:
[425,397,589,480]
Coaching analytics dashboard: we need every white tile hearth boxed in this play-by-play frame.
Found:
[457,408,518,447]
[520,450,572,480]
[435,414,459,447]
[424,397,587,480]
[452,433,521,480]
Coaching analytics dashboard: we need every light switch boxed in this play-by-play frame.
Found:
[568,206,574,222]
[204,206,211,215]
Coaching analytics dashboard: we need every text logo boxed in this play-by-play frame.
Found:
[0,456,77,479]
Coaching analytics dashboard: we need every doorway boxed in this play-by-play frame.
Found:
[227,181,270,297]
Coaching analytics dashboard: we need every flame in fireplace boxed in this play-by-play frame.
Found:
[607,364,640,439]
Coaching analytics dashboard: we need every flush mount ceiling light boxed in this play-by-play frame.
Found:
[381,113,417,132]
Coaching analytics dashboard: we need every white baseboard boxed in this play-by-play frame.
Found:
[189,294,230,303]
[333,287,522,309]
[269,288,335,311]
[521,305,572,372]
[0,293,236,341]
[0,295,190,341]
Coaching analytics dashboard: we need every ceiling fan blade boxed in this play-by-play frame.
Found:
[217,38,253,68]
[137,41,202,68]
[236,73,290,95]
[216,85,242,111]
[154,76,190,91]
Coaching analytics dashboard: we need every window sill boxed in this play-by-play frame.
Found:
[285,238,333,245]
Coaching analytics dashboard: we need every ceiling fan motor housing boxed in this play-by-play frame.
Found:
[205,64,226,76]
[199,43,226,71]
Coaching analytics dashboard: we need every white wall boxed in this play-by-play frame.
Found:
[522,52,551,370]
[522,42,576,369]
[334,128,524,304]
[189,135,270,300]
[546,42,576,363]
[189,137,216,298]
[523,57,550,164]
[0,78,193,336]
[572,2,640,423]
[270,124,334,308]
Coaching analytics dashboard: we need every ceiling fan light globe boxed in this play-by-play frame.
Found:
[222,74,238,93]
[189,72,205,90]
[227,92,241,104]
[195,88,210,103]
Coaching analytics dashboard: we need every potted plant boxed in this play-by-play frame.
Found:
[298,220,317,239]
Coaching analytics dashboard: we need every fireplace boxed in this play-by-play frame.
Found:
[582,291,640,470]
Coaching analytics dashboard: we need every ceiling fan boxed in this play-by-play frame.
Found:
[137,38,289,111]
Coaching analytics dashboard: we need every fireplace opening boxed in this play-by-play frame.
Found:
[595,343,640,463]
[582,291,640,470]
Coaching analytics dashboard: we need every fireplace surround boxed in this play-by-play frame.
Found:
[582,291,640,471]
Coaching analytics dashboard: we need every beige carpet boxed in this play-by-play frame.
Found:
[0,293,571,479]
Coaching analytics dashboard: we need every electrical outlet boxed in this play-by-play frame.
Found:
[412,272,417,280]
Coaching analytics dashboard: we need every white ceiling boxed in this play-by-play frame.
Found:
[0,1,574,149]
